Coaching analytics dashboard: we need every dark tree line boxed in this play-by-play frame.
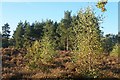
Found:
[1,8,118,55]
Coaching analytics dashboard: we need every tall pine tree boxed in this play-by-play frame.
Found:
[56,11,73,50]
[2,23,10,48]
[13,21,24,48]
[23,21,32,47]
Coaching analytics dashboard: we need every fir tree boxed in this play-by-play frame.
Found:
[2,23,10,48]
[13,21,24,48]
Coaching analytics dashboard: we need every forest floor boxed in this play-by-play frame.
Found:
[1,48,120,79]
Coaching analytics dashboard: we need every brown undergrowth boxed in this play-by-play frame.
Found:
[1,48,120,79]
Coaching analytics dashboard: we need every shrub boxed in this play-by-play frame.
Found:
[110,43,118,57]
[40,35,57,63]
[25,36,57,69]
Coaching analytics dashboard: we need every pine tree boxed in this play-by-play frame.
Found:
[43,20,54,39]
[33,21,45,40]
[43,20,57,48]
[25,40,41,69]
[2,23,10,48]
[40,33,56,63]
[23,21,32,47]
[13,21,24,48]
[53,21,59,49]
[56,11,73,50]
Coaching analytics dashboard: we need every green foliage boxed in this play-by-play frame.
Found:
[13,21,24,48]
[9,38,15,47]
[2,23,10,48]
[25,40,43,69]
[73,7,103,55]
[56,11,74,50]
[102,34,118,54]
[43,20,54,39]
[23,21,33,48]
[25,33,57,69]
[32,21,45,40]
[2,23,10,38]
[2,3,119,78]
[71,7,103,77]
[84,69,99,78]
[110,43,118,57]
[96,0,107,12]
[43,20,58,50]
[40,33,57,63]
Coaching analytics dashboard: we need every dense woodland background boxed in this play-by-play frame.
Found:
[1,8,119,55]
[1,1,120,79]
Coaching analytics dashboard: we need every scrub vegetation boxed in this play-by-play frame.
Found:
[1,1,120,79]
